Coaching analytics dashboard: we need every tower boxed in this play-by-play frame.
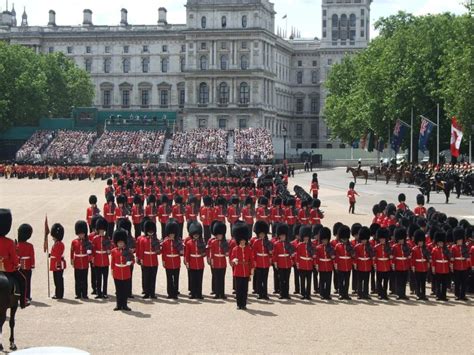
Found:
[11,3,16,26]
[21,6,27,26]
[321,0,371,49]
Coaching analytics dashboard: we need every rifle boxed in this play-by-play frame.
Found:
[44,215,51,298]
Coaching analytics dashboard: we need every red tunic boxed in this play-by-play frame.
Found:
[185,205,199,222]
[16,241,35,270]
[414,206,427,217]
[70,239,90,270]
[284,207,297,226]
[315,244,334,272]
[227,205,241,225]
[86,206,100,226]
[347,189,357,203]
[450,245,469,271]
[391,244,410,271]
[50,241,66,271]
[184,239,205,270]
[161,238,182,269]
[208,239,228,269]
[270,206,284,224]
[410,246,429,272]
[297,208,311,225]
[136,236,159,267]
[334,242,353,272]
[131,205,144,225]
[252,238,272,269]
[373,243,391,272]
[103,203,117,224]
[354,243,373,272]
[213,206,226,223]
[295,242,314,271]
[431,247,450,274]
[145,205,157,224]
[272,241,293,269]
[199,206,214,226]
[110,248,133,280]
[309,209,323,225]
[92,235,110,267]
[230,245,254,277]
[256,207,270,224]
[241,207,254,225]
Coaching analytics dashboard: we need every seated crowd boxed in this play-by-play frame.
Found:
[234,128,274,163]
[15,130,54,162]
[168,129,228,163]
[44,130,97,164]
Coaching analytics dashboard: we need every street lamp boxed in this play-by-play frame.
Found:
[282,126,288,161]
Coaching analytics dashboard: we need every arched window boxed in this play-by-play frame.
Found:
[199,83,209,105]
[220,55,228,70]
[311,70,319,84]
[340,14,348,41]
[331,14,339,42]
[239,82,250,104]
[240,55,249,70]
[122,58,130,73]
[103,58,111,73]
[142,58,149,73]
[221,16,227,28]
[349,14,356,27]
[201,16,206,29]
[242,15,247,28]
[297,71,303,84]
[200,55,208,70]
[85,59,92,73]
[161,57,169,72]
[218,82,229,105]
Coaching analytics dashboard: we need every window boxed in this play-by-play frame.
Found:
[361,19,365,27]
[239,119,247,129]
[323,10,327,16]
[67,46,73,54]
[124,45,129,53]
[122,90,130,107]
[105,46,110,54]
[323,20,327,28]
[332,14,339,43]
[218,82,229,105]
[241,41,248,49]
[218,118,227,129]
[161,58,168,73]
[311,123,318,138]
[181,45,186,52]
[220,55,228,70]
[297,71,303,84]
[160,90,169,107]
[200,55,208,70]
[298,60,302,67]
[123,58,130,73]
[296,98,304,113]
[143,45,149,53]
[361,9,365,16]
[241,55,249,70]
[180,57,185,72]
[242,15,247,28]
[198,118,207,129]
[328,58,333,65]
[350,14,356,27]
[141,89,150,107]
[179,89,185,108]
[361,30,365,37]
[311,98,320,114]
[312,60,317,67]
[221,41,227,50]
[162,45,168,52]
[142,58,149,73]
[199,83,209,105]
[239,82,250,105]
[103,90,111,107]
[201,42,207,50]
[311,70,319,84]
[296,123,303,137]
[104,58,111,73]
[340,14,348,42]
[221,16,227,28]
[85,59,92,73]
[86,46,91,54]
[48,47,54,53]
[201,16,206,29]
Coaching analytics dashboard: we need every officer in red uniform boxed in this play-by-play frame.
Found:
[172,195,186,239]
[297,200,311,225]
[295,225,314,300]
[315,227,335,300]
[272,224,293,299]
[284,198,297,241]
[410,229,430,301]
[213,197,226,223]
[111,229,133,311]
[92,218,111,299]
[161,221,182,299]
[256,197,270,224]
[397,193,408,211]
[451,227,469,301]
[414,194,427,217]
[70,221,92,299]
[131,195,144,238]
[185,196,199,223]
[373,228,391,300]
[431,231,451,301]
[208,221,228,299]
[103,194,117,238]
[16,224,35,301]
[86,195,100,233]
[49,223,66,300]
[230,222,254,310]
[136,220,160,299]
[200,196,214,243]
[353,227,373,300]
[334,225,353,300]
[309,199,324,225]
[252,221,272,300]
[184,222,206,299]
[391,227,411,300]
[347,182,359,214]
[145,195,158,225]
[227,196,241,228]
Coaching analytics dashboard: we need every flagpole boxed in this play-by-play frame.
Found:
[470,135,472,164]
[410,107,414,163]
[437,103,440,165]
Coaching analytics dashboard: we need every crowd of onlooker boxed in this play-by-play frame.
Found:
[44,130,97,163]
[168,129,228,163]
[234,128,274,163]
[15,130,55,162]
[90,130,166,163]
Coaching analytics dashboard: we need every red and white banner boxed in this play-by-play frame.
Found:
[450,116,463,158]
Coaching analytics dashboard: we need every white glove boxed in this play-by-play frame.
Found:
[87,250,92,255]
[126,261,132,266]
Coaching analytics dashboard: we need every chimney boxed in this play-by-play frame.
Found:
[120,8,128,26]
[83,9,92,26]
[158,7,167,26]
[48,10,56,26]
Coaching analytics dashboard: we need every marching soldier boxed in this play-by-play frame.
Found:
[451,227,469,301]
[103,194,117,238]
[172,195,186,239]
[86,195,100,233]
[50,223,66,300]
[158,195,172,240]
[16,224,35,301]
[270,197,284,237]
[241,196,255,235]
[410,229,430,301]
[252,221,272,300]
[373,228,391,300]
[227,196,241,229]
[145,195,158,225]
[272,224,293,300]
[161,221,182,299]
[315,227,335,300]
[414,194,427,217]
[431,232,450,301]
[184,222,206,299]
[309,199,324,225]
[111,229,133,311]
[71,221,92,299]
[256,197,270,224]
[391,227,411,300]
[200,196,214,243]
[297,200,311,225]
[354,227,373,300]
[92,218,111,299]
[208,221,228,299]
[131,195,144,238]
[295,225,314,300]
[334,225,353,300]
[136,220,160,299]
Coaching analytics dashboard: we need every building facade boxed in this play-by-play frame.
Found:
[0,0,372,150]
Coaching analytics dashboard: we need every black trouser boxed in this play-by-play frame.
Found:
[333,269,339,293]
[74,268,88,298]
[142,266,158,297]
[255,268,269,298]
[210,268,216,294]
[370,268,377,293]
[376,271,389,298]
[435,273,449,299]
[313,269,319,293]
[454,270,468,299]
[293,266,300,293]
[299,270,312,298]
[177,223,184,239]
[389,270,396,293]
[273,265,280,293]
[414,271,427,299]
[338,270,351,298]
[128,265,134,297]
[278,268,291,298]
[319,270,332,299]
[395,270,408,298]
[165,268,180,298]
[114,279,129,309]
[90,263,97,293]
[161,222,167,240]
[8,271,26,306]
[358,270,370,298]
[236,277,249,308]
[204,225,211,243]
[287,225,294,241]
[107,222,114,239]
[95,266,109,297]
[53,270,64,298]
[189,269,204,298]
[134,223,142,238]
[409,270,416,293]
[349,201,355,214]
[213,268,226,297]
[352,267,358,293]
[20,269,32,300]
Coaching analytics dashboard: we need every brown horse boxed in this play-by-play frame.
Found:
[346,167,368,184]
[0,273,19,351]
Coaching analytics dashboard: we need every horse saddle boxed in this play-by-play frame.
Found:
[0,273,20,296]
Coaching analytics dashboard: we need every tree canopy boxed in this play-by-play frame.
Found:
[324,10,473,158]
[0,43,94,132]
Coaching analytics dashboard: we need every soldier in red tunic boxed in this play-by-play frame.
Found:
[272,224,294,299]
[451,227,469,301]
[309,199,324,225]
[295,225,314,300]
[391,227,411,300]
[347,182,359,214]
[86,195,100,233]
[414,194,427,217]
[353,227,373,300]
[172,195,186,239]
[431,232,450,301]
[111,229,133,311]
[410,229,430,301]
[92,218,111,299]
[49,223,66,300]
[208,221,228,299]
[315,227,335,300]
[334,225,353,300]
[227,196,241,229]
[70,221,92,299]
[241,196,255,235]
[16,224,35,301]
[136,220,160,299]
[103,194,117,238]
[184,222,206,299]
[252,221,272,300]
[131,195,144,238]
[161,221,182,299]
[230,222,254,310]
[373,228,391,300]
[200,196,214,243]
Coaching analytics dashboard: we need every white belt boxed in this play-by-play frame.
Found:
[96,251,107,254]
[300,256,312,261]
[278,254,289,257]
[257,253,269,257]
[339,256,351,260]
[415,259,427,262]
[50,256,57,259]
[454,257,465,261]
[358,257,370,261]
[75,254,88,257]
[191,254,202,258]
[144,251,156,255]
[167,254,179,257]
[20,256,31,259]
[395,257,407,260]
[320,258,332,262]
[378,258,389,261]
[115,263,128,268]
[161,214,169,217]
[436,260,448,263]
[214,254,226,257]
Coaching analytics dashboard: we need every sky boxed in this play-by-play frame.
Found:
[1,0,468,39]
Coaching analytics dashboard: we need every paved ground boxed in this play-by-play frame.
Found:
[0,168,472,354]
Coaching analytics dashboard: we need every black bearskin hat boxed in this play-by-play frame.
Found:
[212,221,227,236]
[0,209,12,236]
[231,196,239,205]
[117,218,132,234]
[273,197,282,206]
[244,196,253,206]
[189,222,203,237]
[299,225,312,239]
[398,193,406,203]
[254,220,269,235]
[106,194,115,203]
[113,229,128,245]
[133,195,142,205]
[376,228,390,241]
[414,229,425,244]
[416,194,425,206]
[276,223,289,237]
[95,217,108,232]
[320,227,331,241]
[51,223,64,241]
[312,199,321,208]
[358,226,370,241]
[349,182,355,189]
[259,197,269,206]
[161,195,169,204]
[232,222,250,244]
[175,195,183,204]
[452,227,465,241]
[75,220,88,235]
[165,221,179,236]
[144,220,157,235]
[203,196,213,207]
[117,195,126,205]
[17,224,33,242]
[434,231,446,243]
[148,195,157,204]
[89,195,98,205]
[394,227,407,241]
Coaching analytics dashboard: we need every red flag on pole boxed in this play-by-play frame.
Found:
[43,215,50,253]
[450,116,463,158]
